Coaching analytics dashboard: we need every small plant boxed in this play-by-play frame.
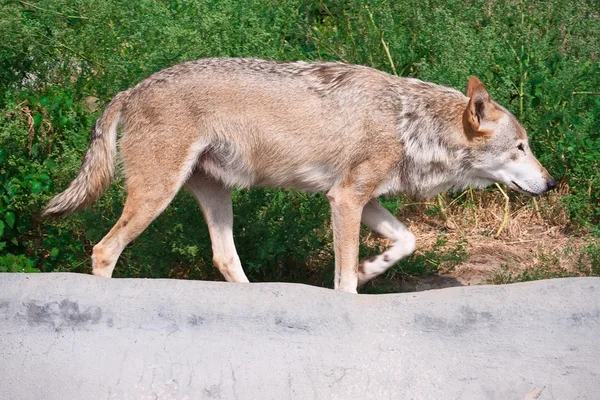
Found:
[488,264,578,285]
[488,266,516,285]
[579,243,600,276]
[0,253,38,273]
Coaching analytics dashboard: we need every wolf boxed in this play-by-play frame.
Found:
[43,58,556,293]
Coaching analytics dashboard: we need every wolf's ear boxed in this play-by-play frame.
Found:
[463,76,495,138]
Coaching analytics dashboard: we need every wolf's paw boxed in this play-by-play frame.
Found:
[357,258,380,286]
[92,267,113,278]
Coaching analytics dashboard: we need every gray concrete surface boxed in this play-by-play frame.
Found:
[0,273,598,400]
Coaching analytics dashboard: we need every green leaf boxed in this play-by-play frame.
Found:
[0,242,5,251]
[31,143,40,158]
[33,114,42,128]
[0,220,4,238]
[31,181,43,194]
[50,247,60,259]
[5,212,15,228]
[44,159,58,171]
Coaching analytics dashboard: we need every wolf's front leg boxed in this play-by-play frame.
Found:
[327,188,366,294]
[358,199,416,286]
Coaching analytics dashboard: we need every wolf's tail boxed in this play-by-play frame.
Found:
[43,91,129,217]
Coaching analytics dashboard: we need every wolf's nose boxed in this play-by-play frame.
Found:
[546,177,557,191]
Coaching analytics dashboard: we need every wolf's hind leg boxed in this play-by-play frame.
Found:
[358,199,416,286]
[91,185,179,278]
[92,127,207,278]
[186,173,249,283]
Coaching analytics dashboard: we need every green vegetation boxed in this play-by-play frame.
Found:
[1,0,598,289]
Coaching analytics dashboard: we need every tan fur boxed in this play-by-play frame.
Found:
[43,58,555,293]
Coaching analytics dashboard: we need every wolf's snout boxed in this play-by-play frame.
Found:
[546,176,557,192]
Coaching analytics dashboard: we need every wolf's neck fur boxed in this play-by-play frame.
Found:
[377,79,480,198]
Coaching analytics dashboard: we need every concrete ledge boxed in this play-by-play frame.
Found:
[0,273,599,399]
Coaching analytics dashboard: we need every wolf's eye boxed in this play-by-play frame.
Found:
[517,143,525,152]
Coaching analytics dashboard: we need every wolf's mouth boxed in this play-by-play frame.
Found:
[511,181,539,197]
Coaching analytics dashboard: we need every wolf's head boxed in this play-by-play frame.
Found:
[462,77,556,196]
